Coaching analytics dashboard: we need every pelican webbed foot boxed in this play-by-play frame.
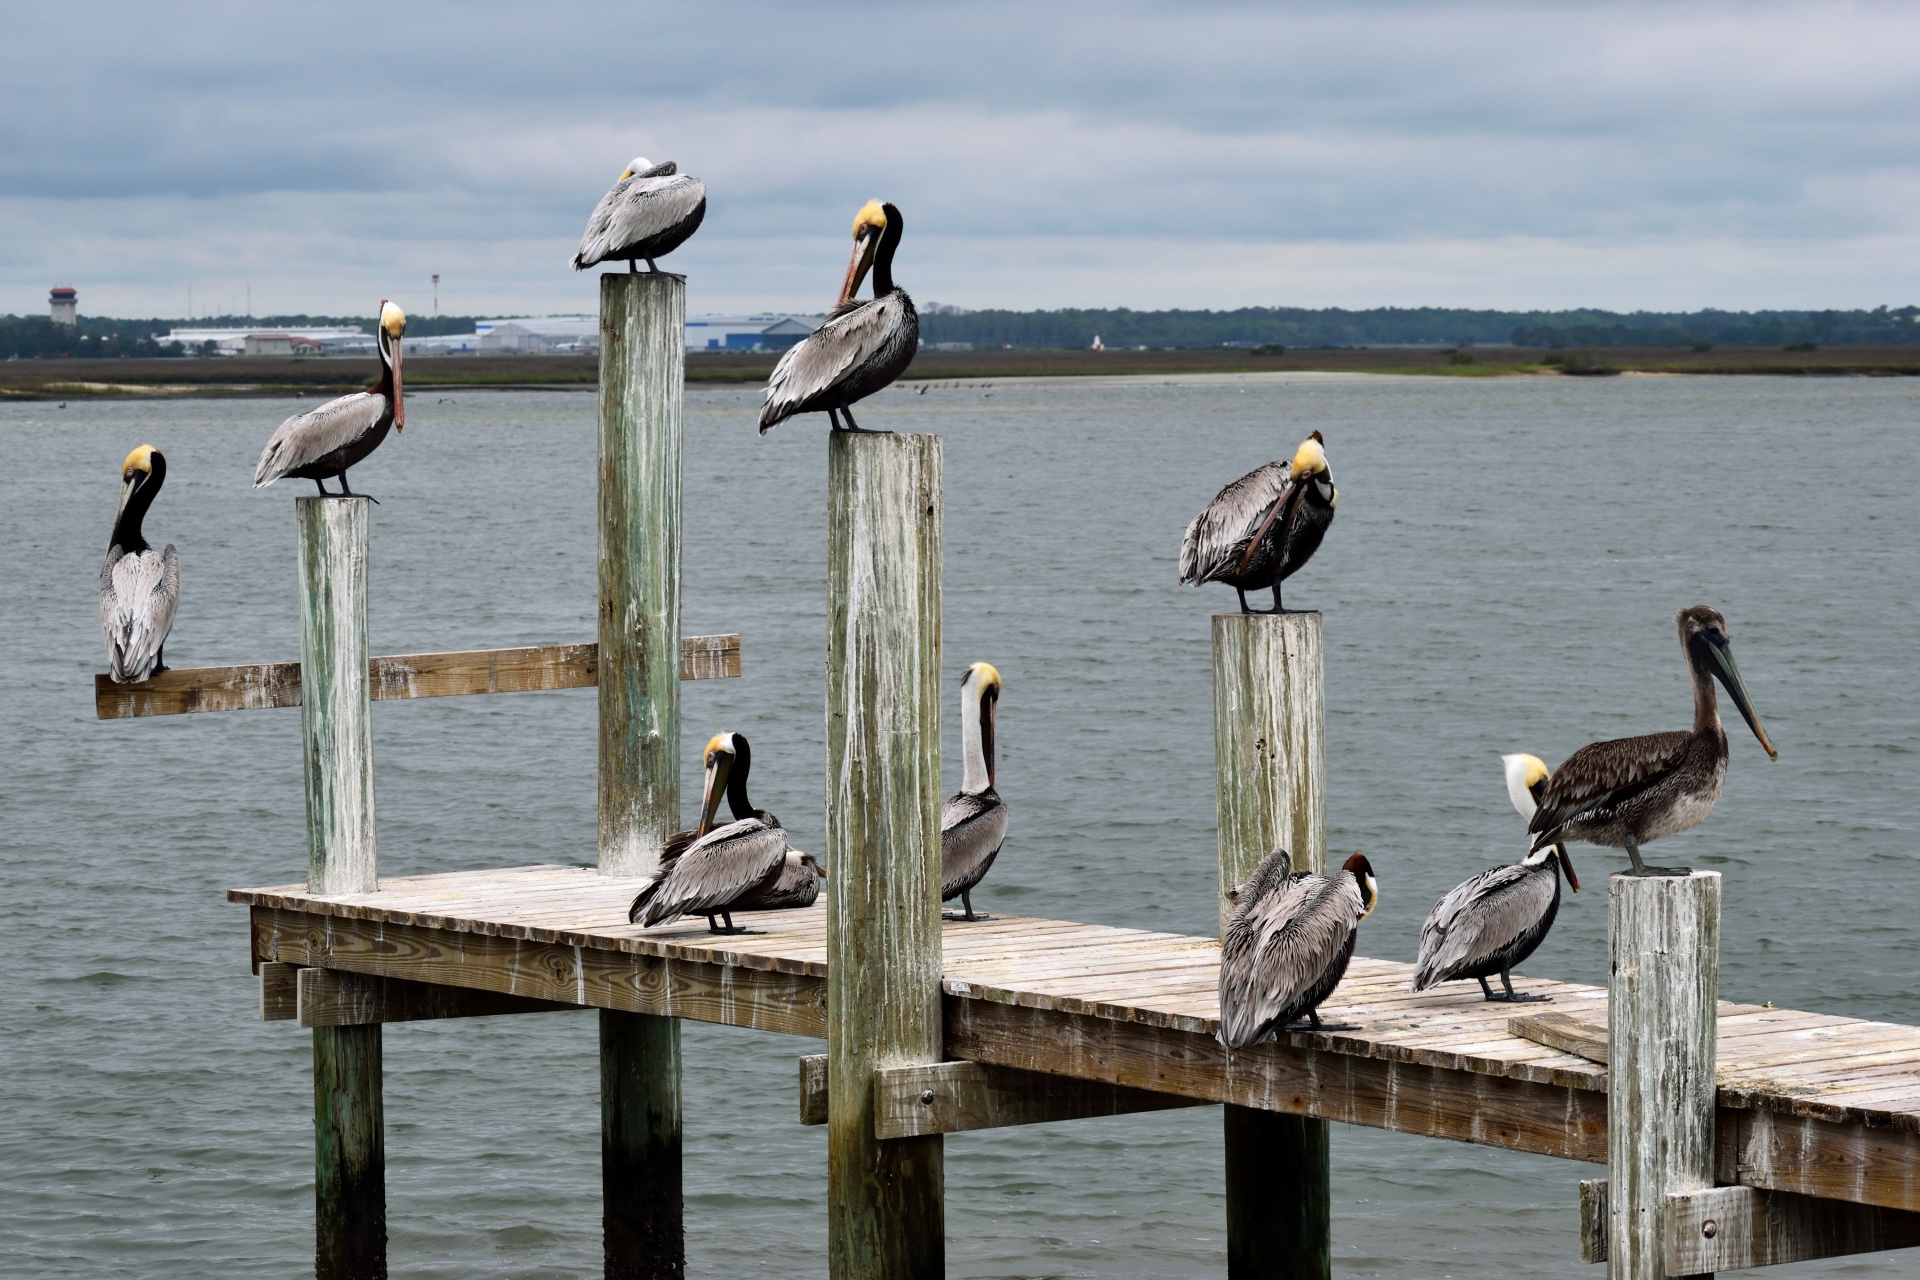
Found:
[703,911,761,936]
[1623,837,1689,877]
[1286,1017,1359,1034]
[1481,972,1551,1002]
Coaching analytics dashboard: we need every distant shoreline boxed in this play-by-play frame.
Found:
[2,344,1915,400]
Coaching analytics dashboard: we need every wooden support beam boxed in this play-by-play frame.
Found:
[1213,610,1329,1280]
[260,961,300,1020]
[93,634,740,719]
[825,431,945,1280]
[801,1054,831,1125]
[1583,1178,1609,1263]
[1511,1011,1609,1064]
[794,1056,1207,1136]
[314,1023,384,1280]
[1578,1181,1920,1271]
[295,966,578,1027]
[603,1010,684,1280]
[1608,871,1720,1280]
[1720,1107,1920,1214]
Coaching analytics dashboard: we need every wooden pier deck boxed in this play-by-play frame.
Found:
[235,863,1920,1217]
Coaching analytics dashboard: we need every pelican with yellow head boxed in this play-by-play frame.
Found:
[941,662,1008,921]
[627,731,790,935]
[572,155,707,273]
[1179,430,1338,613]
[100,444,180,683]
[253,300,406,498]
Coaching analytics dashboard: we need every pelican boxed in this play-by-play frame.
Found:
[1528,605,1777,877]
[99,445,180,683]
[254,301,405,498]
[1218,849,1378,1048]
[759,200,917,434]
[628,732,787,934]
[572,157,707,273]
[1412,754,1580,1002]
[941,662,1007,922]
[736,848,827,911]
[1179,432,1337,613]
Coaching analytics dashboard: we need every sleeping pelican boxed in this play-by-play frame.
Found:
[1179,432,1337,613]
[736,848,827,911]
[254,301,405,498]
[1412,754,1580,1002]
[942,662,1007,922]
[1218,849,1378,1048]
[627,732,787,934]
[99,445,180,683]
[572,157,707,273]
[759,200,917,434]
[1528,606,1777,877]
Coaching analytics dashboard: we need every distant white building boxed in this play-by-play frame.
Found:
[684,315,815,353]
[50,287,77,327]
[476,316,598,354]
[161,325,366,356]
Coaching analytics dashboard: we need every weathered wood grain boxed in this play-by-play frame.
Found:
[1664,1184,1920,1273]
[871,1061,1207,1139]
[1609,871,1720,1280]
[295,966,578,1027]
[1719,1109,1920,1214]
[1583,1178,1610,1263]
[603,1009,684,1280]
[313,1024,384,1280]
[261,961,300,1020]
[801,1054,831,1125]
[297,496,376,895]
[1511,1011,1609,1064]
[826,431,945,1280]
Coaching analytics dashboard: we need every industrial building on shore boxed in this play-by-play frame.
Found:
[156,313,819,357]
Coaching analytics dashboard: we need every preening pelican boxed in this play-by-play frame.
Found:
[1412,754,1580,1002]
[735,848,827,911]
[1528,606,1777,877]
[99,445,180,683]
[572,157,707,273]
[1180,432,1337,613]
[1218,849,1378,1048]
[759,200,917,434]
[628,732,787,934]
[941,662,1007,922]
[254,302,405,497]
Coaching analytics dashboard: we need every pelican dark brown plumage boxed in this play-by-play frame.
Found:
[628,732,788,934]
[572,156,707,273]
[99,445,180,683]
[253,301,405,498]
[941,662,1007,922]
[1180,432,1337,613]
[1218,849,1378,1048]
[759,200,917,434]
[734,848,826,911]
[1412,754,1580,1002]
[1528,605,1777,877]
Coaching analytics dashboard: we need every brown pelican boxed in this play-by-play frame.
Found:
[253,301,405,498]
[1218,849,1378,1047]
[1411,754,1580,1002]
[759,200,917,434]
[941,662,1007,922]
[1528,605,1777,877]
[628,732,787,934]
[735,848,827,911]
[1179,432,1337,613]
[571,157,707,273]
[99,445,180,683]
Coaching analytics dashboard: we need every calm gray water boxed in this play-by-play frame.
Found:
[3,373,1917,1278]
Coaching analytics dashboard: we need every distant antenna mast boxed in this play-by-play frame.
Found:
[432,274,440,317]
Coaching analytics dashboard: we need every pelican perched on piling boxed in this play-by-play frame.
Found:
[1218,849,1378,1047]
[628,732,788,934]
[942,662,1007,922]
[253,301,405,498]
[1528,606,1777,877]
[1412,754,1580,1002]
[572,157,707,273]
[1180,432,1337,613]
[99,445,180,683]
[759,200,917,434]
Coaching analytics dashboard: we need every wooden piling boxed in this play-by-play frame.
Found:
[596,270,687,1279]
[1213,611,1329,1280]
[825,432,945,1280]
[296,494,385,1279]
[1608,871,1720,1280]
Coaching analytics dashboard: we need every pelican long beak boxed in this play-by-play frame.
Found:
[1555,845,1580,893]
[390,341,404,433]
[114,472,137,524]
[1702,634,1777,760]
[696,751,731,838]
[983,686,998,790]
[839,226,879,307]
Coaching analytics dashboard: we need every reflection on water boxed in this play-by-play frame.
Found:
[2,374,1917,1277]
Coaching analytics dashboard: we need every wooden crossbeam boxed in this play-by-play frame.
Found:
[296,966,581,1028]
[95,634,740,719]
[1509,1011,1608,1063]
[1579,1179,1920,1270]
[796,1055,1207,1137]
[260,961,301,1020]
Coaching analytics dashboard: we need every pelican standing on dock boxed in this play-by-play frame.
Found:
[735,848,827,911]
[1412,754,1580,1002]
[1528,605,1777,877]
[1218,849,1378,1047]
[99,445,180,683]
[253,302,405,498]
[759,200,917,434]
[942,662,1007,922]
[572,157,707,273]
[628,733,788,934]
[1179,432,1337,613]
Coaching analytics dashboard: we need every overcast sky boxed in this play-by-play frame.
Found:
[4,1,1916,319]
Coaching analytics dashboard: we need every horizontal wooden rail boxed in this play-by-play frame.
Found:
[1508,1012,1608,1064]
[1580,1179,1920,1270]
[95,634,740,719]
[296,967,580,1028]
[796,1055,1207,1136]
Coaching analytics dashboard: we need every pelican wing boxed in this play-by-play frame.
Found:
[1528,731,1693,845]
[941,790,1008,899]
[758,293,912,433]
[631,817,788,927]
[1179,462,1293,584]
[573,173,707,268]
[738,848,823,910]
[100,543,180,682]
[253,392,386,487]
[1219,872,1363,1049]
[1412,862,1556,989]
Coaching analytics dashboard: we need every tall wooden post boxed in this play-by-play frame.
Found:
[297,495,385,1280]
[825,432,945,1280]
[1608,872,1720,1280]
[596,270,686,1279]
[1213,611,1329,1280]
